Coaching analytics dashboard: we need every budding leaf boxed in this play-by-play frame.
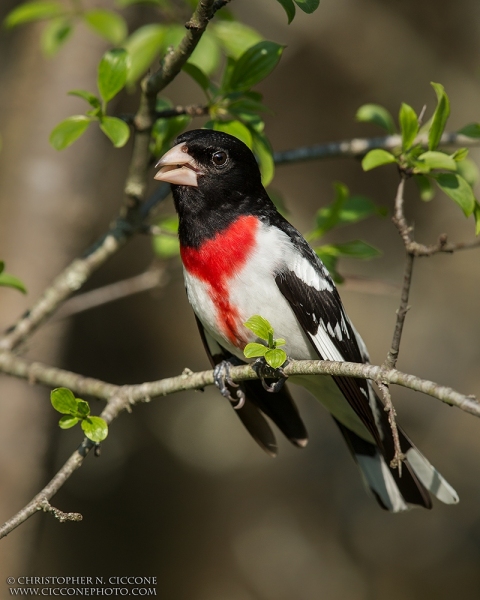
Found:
[4,0,63,28]
[244,342,268,358]
[0,265,27,293]
[99,116,130,148]
[51,388,78,414]
[414,174,435,202]
[399,103,419,150]
[84,9,127,45]
[97,48,129,104]
[432,173,475,217]
[416,151,457,173]
[361,149,397,171]
[227,42,284,92]
[123,24,165,85]
[428,82,450,151]
[244,315,274,341]
[264,348,287,369]
[59,415,80,429]
[49,116,91,150]
[356,104,396,134]
[68,90,101,109]
[40,17,72,56]
[81,416,109,443]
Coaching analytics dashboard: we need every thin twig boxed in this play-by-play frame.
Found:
[53,267,167,321]
[38,499,83,524]
[273,131,479,165]
[378,382,405,473]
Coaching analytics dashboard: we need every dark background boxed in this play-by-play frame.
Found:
[1,0,480,598]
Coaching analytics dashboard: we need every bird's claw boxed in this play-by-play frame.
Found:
[252,358,289,393]
[213,360,245,410]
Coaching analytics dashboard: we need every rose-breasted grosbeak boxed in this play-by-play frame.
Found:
[154,129,458,512]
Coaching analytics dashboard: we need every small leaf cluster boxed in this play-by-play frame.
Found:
[50,49,131,150]
[358,83,480,233]
[50,388,108,443]
[4,1,127,56]
[243,315,287,369]
[305,183,385,282]
[180,21,285,186]
[0,261,27,294]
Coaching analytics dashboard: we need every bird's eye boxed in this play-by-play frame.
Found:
[212,150,228,166]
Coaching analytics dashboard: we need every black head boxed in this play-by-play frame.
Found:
[154,129,275,245]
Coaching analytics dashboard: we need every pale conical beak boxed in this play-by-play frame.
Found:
[154,143,201,187]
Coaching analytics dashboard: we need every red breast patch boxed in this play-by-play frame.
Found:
[181,215,259,345]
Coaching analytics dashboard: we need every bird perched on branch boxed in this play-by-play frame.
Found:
[154,128,458,512]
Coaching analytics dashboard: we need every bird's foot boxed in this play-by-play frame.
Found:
[213,360,245,410]
[252,357,289,393]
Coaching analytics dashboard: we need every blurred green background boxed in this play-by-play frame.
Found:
[1,0,480,598]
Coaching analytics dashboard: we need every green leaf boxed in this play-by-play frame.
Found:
[315,181,348,236]
[152,234,179,259]
[275,338,286,347]
[51,388,78,415]
[0,270,27,293]
[416,151,457,172]
[322,240,381,259]
[212,21,263,59]
[84,9,127,45]
[243,342,268,358]
[457,158,479,188]
[474,202,480,236]
[97,48,129,104]
[212,120,252,148]
[188,31,221,76]
[99,116,130,148]
[81,416,109,443]
[40,17,72,56]
[76,400,90,417]
[458,123,480,138]
[315,250,343,283]
[432,173,475,216]
[182,63,210,92]
[361,148,397,171]
[308,186,385,241]
[275,0,296,23]
[227,42,284,92]
[68,89,101,110]
[123,24,165,85]
[428,82,450,151]
[264,348,287,369]
[451,148,469,162]
[356,104,396,134]
[4,0,63,28]
[49,116,91,150]
[251,129,275,186]
[399,103,419,150]
[414,174,435,201]
[244,315,273,341]
[294,0,320,13]
[59,415,80,429]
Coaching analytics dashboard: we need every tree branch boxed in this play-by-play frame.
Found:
[0,352,477,538]
[53,267,168,321]
[273,131,480,164]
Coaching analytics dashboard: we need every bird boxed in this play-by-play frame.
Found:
[154,128,459,512]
